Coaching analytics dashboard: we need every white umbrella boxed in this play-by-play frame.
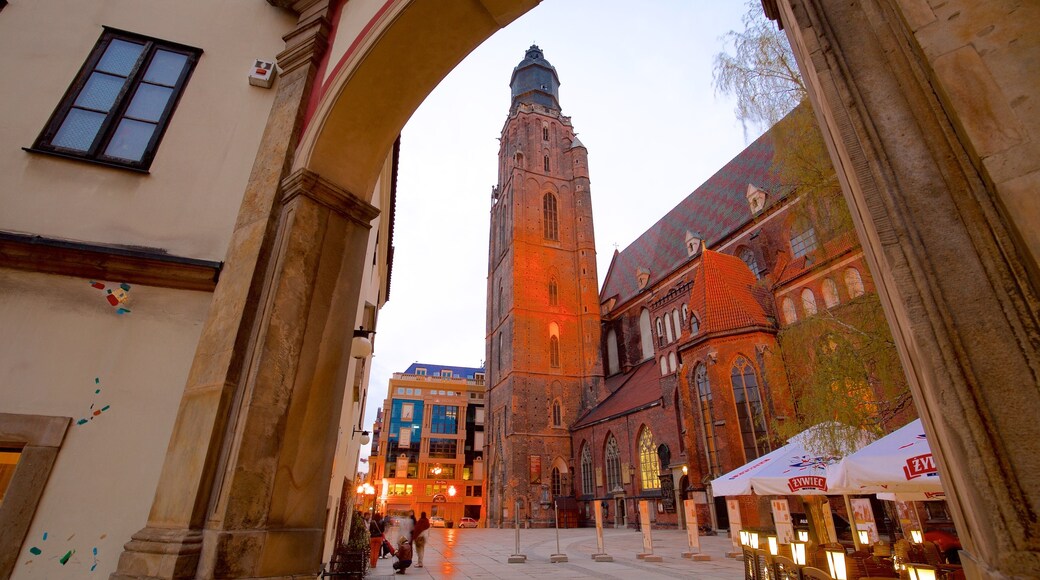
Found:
[711,424,851,496]
[827,418,942,495]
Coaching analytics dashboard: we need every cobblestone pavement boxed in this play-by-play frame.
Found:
[364,526,743,579]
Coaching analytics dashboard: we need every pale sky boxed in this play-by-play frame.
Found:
[359,1,756,468]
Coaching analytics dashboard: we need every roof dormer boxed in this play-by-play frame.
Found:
[746,183,768,214]
[685,231,703,257]
[636,268,650,290]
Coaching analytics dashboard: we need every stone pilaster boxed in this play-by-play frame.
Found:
[110,6,331,580]
[196,169,378,578]
[774,1,1040,577]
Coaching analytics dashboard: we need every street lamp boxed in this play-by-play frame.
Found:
[351,327,375,359]
[448,485,457,497]
[355,482,376,512]
[430,465,442,477]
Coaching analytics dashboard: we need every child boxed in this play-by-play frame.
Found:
[392,536,413,574]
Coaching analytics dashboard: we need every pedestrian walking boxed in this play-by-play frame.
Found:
[368,513,385,568]
[412,512,430,568]
[398,510,415,544]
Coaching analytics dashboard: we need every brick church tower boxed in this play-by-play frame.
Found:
[485,46,603,527]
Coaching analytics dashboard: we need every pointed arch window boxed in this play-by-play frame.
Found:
[695,364,720,475]
[664,314,674,343]
[639,309,654,360]
[674,388,685,452]
[822,278,840,308]
[660,356,669,376]
[845,268,865,298]
[543,155,550,172]
[671,309,682,340]
[551,399,562,427]
[604,435,621,490]
[731,356,769,461]
[580,444,594,495]
[542,126,549,141]
[550,336,560,368]
[606,328,620,375]
[550,466,562,497]
[782,297,798,324]
[739,247,761,278]
[548,277,559,306]
[543,192,559,241]
[638,427,661,490]
[681,304,689,324]
[690,313,701,335]
[801,288,818,316]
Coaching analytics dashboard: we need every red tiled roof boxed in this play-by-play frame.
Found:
[691,249,773,335]
[572,360,661,429]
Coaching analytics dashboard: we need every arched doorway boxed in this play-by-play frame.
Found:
[112,2,1040,578]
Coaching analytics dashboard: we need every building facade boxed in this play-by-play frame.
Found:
[367,364,486,525]
[0,3,392,577]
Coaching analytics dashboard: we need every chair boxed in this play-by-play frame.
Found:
[772,554,800,580]
[920,541,945,566]
[800,566,834,580]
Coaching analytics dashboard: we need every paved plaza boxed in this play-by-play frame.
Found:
[365,526,743,579]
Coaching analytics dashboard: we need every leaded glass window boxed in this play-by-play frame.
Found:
[731,357,769,461]
[638,427,661,490]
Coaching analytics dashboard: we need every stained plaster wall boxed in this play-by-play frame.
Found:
[0,269,210,579]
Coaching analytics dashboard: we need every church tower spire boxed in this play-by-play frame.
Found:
[485,46,603,528]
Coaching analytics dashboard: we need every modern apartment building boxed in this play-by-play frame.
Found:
[367,364,486,525]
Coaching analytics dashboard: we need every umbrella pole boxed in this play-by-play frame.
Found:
[843,494,861,551]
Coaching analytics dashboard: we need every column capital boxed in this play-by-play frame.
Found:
[281,168,380,226]
[276,3,331,75]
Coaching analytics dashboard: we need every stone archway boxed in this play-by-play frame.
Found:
[112,1,1039,578]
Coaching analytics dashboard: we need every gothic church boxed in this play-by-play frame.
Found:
[485,46,904,531]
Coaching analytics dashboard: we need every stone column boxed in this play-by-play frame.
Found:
[771,1,1040,577]
[110,5,332,580]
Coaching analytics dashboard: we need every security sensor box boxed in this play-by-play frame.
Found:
[249,59,276,88]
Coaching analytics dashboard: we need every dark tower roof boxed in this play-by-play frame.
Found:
[509,45,561,111]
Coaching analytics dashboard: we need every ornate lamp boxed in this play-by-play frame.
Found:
[858,529,871,547]
[910,529,924,544]
[797,529,810,543]
[906,563,938,580]
[767,535,779,556]
[791,541,807,565]
[351,327,375,359]
[748,531,760,550]
[825,547,848,580]
[740,530,750,546]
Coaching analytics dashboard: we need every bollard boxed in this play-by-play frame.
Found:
[550,500,568,563]
[508,499,526,563]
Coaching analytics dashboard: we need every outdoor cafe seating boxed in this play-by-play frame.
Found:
[739,532,965,580]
